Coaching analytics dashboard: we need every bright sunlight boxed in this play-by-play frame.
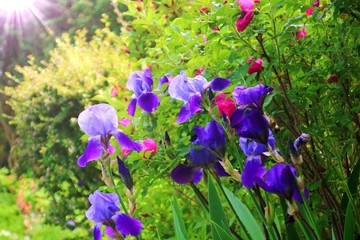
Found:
[0,0,35,12]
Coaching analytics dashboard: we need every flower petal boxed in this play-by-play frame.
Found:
[78,103,118,137]
[86,190,120,223]
[117,157,134,191]
[113,213,142,237]
[104,226,116,239]
[127,98,137,116]
[171,164,196,184]
[77,136,103,168]
[112,130,143,152]
[214,162,230,177]
[193,168,203,184]
[94,223,102,240]
[209,77,230,92]
[175,103,193,124]
[138,92,160,113]
[242,156,266,188]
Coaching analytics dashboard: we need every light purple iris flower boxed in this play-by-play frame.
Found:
[171,120,229,184]
[77,104,142,167]
[126,68,160,116]
[168,71,230,124]
[86,190,142,239]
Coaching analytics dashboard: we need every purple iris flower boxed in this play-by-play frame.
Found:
[117,156,133,191]
[230,84,274,144]
[171,120,229,184]
[241,156,267,188]
[230,108,270,144]
[168,71,230,123]
[289,133,311,164]
[240,129,276,156]
[77,104,142,167]
[86,190,142,239]
[126,68,160,116]
[232,84,273,109]
[254,163,308,203]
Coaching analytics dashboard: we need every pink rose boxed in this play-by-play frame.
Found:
[236,11,254,32]
[248,58,263,74]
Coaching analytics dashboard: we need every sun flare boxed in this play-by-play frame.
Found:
[0,0,35,12]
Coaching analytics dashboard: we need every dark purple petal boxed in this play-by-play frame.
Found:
[232,84,273,109]
[171,164,196,184]
[193,168,203,184]
[111,130,143,152]
[104,226,116,239]
[194,120,226,156]
[157,75,169,90]
[113,213,142,237]
[127,98,137,116]
[214,162,230,177]
[77,136,103,168]
[86,190,120,224]
[94,223,102,240]
[241,156,266,188]
[188,143,217,166]
[209,77,230,92]
[175,103,193,124]
[230,108,269,144]
[137,92,160,113]
[256,164,296,200]
[117,157,134,190]
[78,103,118,137]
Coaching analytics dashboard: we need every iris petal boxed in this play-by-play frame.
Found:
[78,104,118,137]
[171,164,196,184]
[175,103,193,124]
[112,213,142,237]
[112,130,143,152]
[104,226,116,239]
[127,98,137,116]
[193,168,203,184]
[138,92,160,113]
[77,136,103,168]
[94,223,102,240]
[241,156,266,188]
[209,77,230,92]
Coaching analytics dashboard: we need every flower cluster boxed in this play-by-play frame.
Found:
[86,190,142,239]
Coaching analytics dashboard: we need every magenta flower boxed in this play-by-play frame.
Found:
[296,27,307,39]
[247,58,263,74]
[313,0,319,7]
[236,11,254,32]
[126,68,160,116]
[247,56,254,63]
[214,93,236,118]
[86,190,142,239]
[142,138,157,159]
[77,104,142,167]
[305,7,314,16]
[237,0,254,13]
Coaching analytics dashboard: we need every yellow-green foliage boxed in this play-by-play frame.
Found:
[4,26,135,227]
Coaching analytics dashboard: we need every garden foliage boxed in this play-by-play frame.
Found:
[5,0,360,239]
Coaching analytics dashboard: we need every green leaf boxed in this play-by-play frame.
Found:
[208,177,232,240]
[172,196,188,240]
[223,188,265,240]
[211,221,234,240]
[344,202,354,240]
[341,159,360,211]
